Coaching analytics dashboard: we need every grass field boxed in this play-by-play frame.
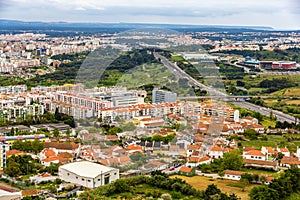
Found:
[171,175,256,200]
[271,87,300,97]
[241,135,300,152]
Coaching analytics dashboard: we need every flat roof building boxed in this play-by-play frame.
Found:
[59,161,119,188]
[152,89,177,104]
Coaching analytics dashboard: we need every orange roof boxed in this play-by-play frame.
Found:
[126,144,143,152]
[187,144,201,151]
[189,156,210,163]
[22,189,38,197]
[44,149,56,157]
[180,166,193,173]
[42,156,68,163]
[210,146,223,152]
[6,150,24,157]
[243,147,255,152]
[281,156,300,165]
[245,150,265,157]
[279,148,289,153]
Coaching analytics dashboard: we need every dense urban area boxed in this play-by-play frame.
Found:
[0,21,300,200]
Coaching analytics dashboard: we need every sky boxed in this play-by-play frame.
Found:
[0,0,300,29]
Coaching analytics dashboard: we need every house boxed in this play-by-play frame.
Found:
[29,173,56,183]
[243,159,278,171]
[242,147,255,156]
[186,144,201,157]
[143,160,168,171]
[98,155,131,167]
[59,161,119,189]
[179,166,195,176]
[41,156,68,167]
[277,147,290,157]
[186,156,211,168]
[224,170,245,181]
[280,156,300,168]
[209,146,224,159]
[261,146,276,157]
[243,150,266,160]
[44,142,79,155]
[125,144,143,154]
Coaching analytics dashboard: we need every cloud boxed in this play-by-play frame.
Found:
[0,0,299,29]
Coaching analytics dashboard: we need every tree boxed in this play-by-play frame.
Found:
[66,127,71,136]
[121,122,136,132]
[222,149,243,170]
[277,152,284,164]
[53,128,60,137]
[4,161,21,177]
[240,173,253,192]
[205,184,221,197]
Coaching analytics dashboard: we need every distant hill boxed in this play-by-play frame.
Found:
[0,19,274,33]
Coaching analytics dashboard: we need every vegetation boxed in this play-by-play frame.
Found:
[198,149,243,173]
[79,174,239,200]
[249,166,300,200]
[218,48,300,63]
[12,140,44,153]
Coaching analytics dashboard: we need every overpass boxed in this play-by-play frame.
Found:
[154,52,299,124]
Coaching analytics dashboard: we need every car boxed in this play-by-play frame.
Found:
[169,167,175,171]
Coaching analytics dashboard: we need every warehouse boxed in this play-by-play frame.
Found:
[59,161,119,188]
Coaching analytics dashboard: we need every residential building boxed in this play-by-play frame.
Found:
[152,89,177,104]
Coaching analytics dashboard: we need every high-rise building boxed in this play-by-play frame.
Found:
[152,89,177,104]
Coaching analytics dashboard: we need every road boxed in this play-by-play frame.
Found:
[154,52,299,124]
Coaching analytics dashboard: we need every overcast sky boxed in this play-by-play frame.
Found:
[0,0,299,29]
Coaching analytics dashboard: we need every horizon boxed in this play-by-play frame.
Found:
[0,0,299,30]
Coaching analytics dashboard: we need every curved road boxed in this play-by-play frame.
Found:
[154,52,299,124]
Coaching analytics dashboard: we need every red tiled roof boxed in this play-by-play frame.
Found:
[6,150,24,157]
[180,166,193,173]
[22,189,38,197]
[281,156,300,165]
[210,146,223,152]
[44,142,78,150]
[245,150,265,157]
[243,159,278,166]
[44,149,56,157]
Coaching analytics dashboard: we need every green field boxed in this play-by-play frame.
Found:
[241,135,300,152]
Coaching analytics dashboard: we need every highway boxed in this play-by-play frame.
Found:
[154,52,299,124]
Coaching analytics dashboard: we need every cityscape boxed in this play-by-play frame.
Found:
[0,0,300,200]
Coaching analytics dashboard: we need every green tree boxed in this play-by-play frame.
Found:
[4,161,21,177]
[53,128,60,137]
[222,149,243,170]
[66,127,71,136]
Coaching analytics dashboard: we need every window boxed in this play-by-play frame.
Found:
[114,173,117,175]
[67,173,69,176]
[251,156,254,158]
[82,178,85,181]
[76,177,78,179]
[88,180,91,182]
[98,179,101,181]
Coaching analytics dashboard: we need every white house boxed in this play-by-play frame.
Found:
[209,146,224,159]
[224,170,245,181]
[186,156,211,168]
[277,147,290,157]
[243,150,266,160]
[59,161,119,188]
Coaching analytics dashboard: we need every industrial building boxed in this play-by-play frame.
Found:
[58,161,119,188]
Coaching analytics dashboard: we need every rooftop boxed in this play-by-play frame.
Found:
[59,161,117,178]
